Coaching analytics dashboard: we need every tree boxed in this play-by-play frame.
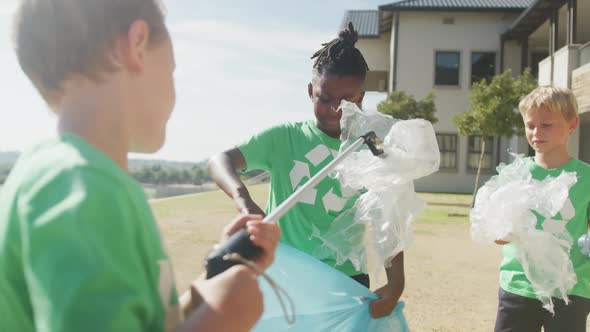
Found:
[377,91,438,123]
[133,166,155,184]
[167,168,180,184]
[142,167,155,184]
[155,168,169,185]
[191,167,204,185]
[180,169,192,184]
[453,69,537,206]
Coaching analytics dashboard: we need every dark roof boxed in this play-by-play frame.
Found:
[379,0,533,12]
[341,10,380,38]
[502,0,566,39]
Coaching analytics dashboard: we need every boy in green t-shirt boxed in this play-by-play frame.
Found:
[494,86,590,332]
[0,1,279,332]
[208,23,405,319]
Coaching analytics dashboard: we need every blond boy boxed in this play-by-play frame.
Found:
[495,86,590,332]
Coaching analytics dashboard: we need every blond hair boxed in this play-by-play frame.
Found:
[14,0,168,106]
[519,86,579,120]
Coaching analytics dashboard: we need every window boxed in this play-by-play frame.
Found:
[435,51,460,86]
[436,134,458,169]
[471,52,496,85]
[467,135,496,170]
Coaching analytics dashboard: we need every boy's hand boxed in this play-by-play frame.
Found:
[234,196,266,217]
[222,214,281,270]
[370,252,405,318]
[369,284,403,318]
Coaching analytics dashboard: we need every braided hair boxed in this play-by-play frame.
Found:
[311,22,369,79]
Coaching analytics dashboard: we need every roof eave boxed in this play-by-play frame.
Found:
[377,4,527,13]
[501,0,566,40]
[357,34,382,39]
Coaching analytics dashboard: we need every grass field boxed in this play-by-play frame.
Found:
[152,185,588,331]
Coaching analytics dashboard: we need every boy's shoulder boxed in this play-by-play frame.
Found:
[574,158,590,172]
[247,120,315,140]
[0,135,147,241]
[3,134,133,204]
[265,120,312,132]
[572,158,590,184]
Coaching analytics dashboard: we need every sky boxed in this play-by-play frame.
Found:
[0,0,389,162]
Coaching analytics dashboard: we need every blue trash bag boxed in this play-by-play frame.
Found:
[252,243,410,332]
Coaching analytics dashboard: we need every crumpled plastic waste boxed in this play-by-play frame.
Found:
[311,101,440,274]
[470,153,578,313]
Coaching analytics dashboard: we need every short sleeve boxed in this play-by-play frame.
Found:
[18,169,156,332]
[237,125,286,172]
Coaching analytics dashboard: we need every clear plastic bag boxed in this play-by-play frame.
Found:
[312,101,440,273]
[470,154,578,313]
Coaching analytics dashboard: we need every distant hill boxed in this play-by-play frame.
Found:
[0,153,265,187]
[0,152,207,170]
[128,158,205,171]
[0,151,212,186]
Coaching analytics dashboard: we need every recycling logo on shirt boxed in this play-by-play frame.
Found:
[540,198,575,234]
[288,144,350,213]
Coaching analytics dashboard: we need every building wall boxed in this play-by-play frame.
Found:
[504,40,524,76]
[357,33,392,92]
[536,45,583,158]
[356,33,391,72]
[554,45,580,88]
[538,56,552,86]
[580,113,590,164]
[572,61,590,162]
[573,62,590,115]
[390,11,522,193]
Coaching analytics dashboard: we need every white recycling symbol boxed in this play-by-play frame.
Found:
[322,187,347,213]
[541,198,575,235]
[289,144,348,213]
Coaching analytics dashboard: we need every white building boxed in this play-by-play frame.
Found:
[344,0,589,193]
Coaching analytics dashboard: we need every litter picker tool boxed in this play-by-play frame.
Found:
[205,131,384,279]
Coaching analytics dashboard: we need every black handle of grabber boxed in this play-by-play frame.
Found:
[205,228,262,279]
[362,131,384,156]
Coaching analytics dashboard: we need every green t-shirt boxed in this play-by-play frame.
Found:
[500,157,590,299]
[0,134,181,332]
[238,120,362,276]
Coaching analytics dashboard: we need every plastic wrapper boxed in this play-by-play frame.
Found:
[470,154,578,313]
[312,101,440,273]
[253,243,410,332]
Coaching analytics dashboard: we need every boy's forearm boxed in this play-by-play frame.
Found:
[386,251,405,293]
[177,303,246,332]
[369,251,405,318]
[179,282,204,322]
[207,150,249,200]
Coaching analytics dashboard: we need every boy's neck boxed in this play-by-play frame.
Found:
[58,79,130,170]
[534,148,572,169]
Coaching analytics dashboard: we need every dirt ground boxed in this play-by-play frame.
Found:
[153,187,589,331]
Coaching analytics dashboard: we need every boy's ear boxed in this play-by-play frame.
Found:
[569,115,580,134]
[308,83,313,100]
[117,20,150,73]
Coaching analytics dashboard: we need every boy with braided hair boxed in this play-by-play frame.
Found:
[208,22,405,318]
